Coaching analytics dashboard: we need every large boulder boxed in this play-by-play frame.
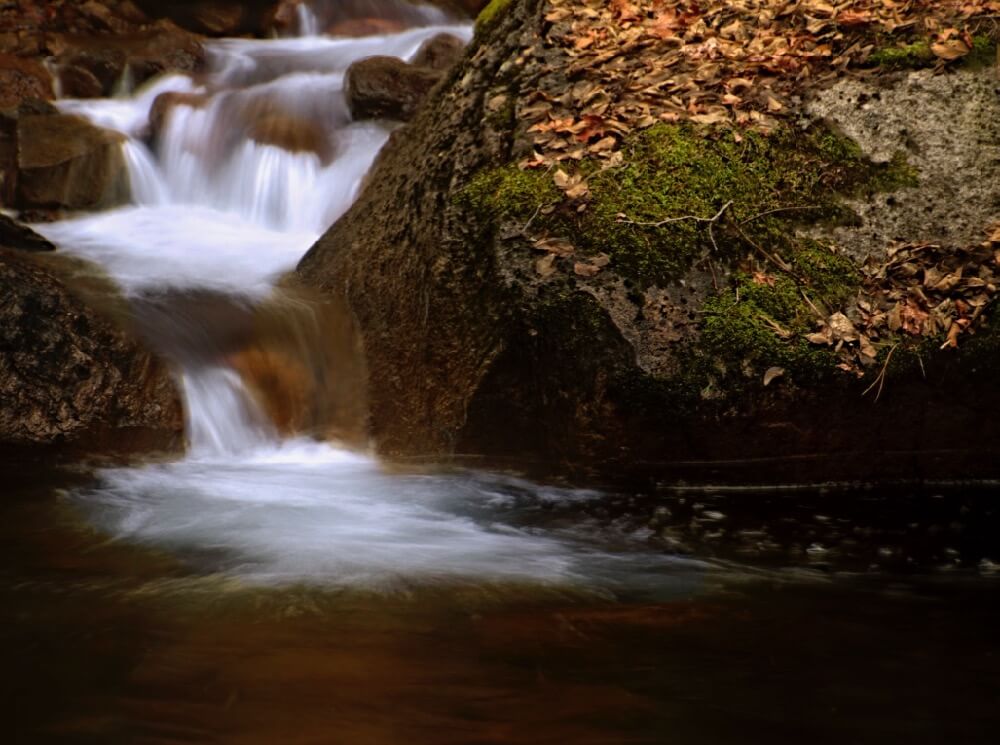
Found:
[298,0,1000,483]
[344,55,444,122]
[14,111,130,210]
[0,244,182,455]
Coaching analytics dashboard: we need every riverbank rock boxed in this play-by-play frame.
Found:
[131,0,283,36]
[344,55,444,122]
[0,246,182,456]
[0,54,54,109]
[298,0,1000,483]
[50,23,205,97]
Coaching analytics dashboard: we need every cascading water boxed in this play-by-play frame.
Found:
[34,2,703,591]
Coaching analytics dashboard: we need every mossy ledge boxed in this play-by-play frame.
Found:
[459,121,921,407]
[461,123,915,286]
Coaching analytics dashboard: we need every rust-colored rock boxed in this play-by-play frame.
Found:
[326,18,408,38]
[246,112,335,163]
[16,112,130,210]
[227,287,368,445]
[0,247,182,455]
[0,54,53,109]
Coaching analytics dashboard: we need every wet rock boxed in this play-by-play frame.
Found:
[0,247,182,454]
[411,33,466,71]
[345,55,443,122]
[15,112,129,210]
[148,91,208,141]
[50,24,205,98]
[326,18,408,38]
[0,214,55,252]
[0,54,54,109]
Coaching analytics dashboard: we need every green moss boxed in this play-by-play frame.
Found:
[869,40,934,70]
[462,165,561,220]
[476,0,513,31]
[966,34,998,68]
[868,35,996,70]
[462,123,907,286]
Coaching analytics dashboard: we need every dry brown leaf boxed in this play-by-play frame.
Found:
[762,366,785,386]
[931,38,971,60]
[536,254,557,277]
[533,237,576,256]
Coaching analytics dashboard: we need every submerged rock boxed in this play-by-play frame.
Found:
[0,246,182,455]
[298,0,1000,483]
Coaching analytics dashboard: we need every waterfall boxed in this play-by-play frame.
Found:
[37,4,685,590]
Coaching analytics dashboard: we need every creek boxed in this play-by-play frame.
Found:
[7,2,1000,742]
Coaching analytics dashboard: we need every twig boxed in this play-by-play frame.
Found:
[520,203,545,235]
[799,289,827,321]
[733,223,806,282]
[739,204,822,226]
[616,200,734,230]
[862,343,898,402]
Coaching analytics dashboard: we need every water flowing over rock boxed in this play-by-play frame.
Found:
[0,246,182,454]
[298,0,1000,483]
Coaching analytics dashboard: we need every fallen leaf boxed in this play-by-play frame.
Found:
[762,366,785,386]
[536,254,557,277]
[931,38,971,60]
[533,237,576,256]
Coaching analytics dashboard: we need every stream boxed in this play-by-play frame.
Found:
[5,2,1000,743]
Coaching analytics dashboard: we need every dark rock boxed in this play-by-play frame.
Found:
[411,33,466,71]
[0,248,182,454]
[15,112,130,210]
[344,55,443,122]
[0,214,55,252]
[131,0,282,36]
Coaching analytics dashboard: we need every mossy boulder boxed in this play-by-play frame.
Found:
[298,0,1000,483]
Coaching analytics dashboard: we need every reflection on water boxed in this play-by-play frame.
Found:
[3,467,999,745]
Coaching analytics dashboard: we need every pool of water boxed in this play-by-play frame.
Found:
[4,461,999,745]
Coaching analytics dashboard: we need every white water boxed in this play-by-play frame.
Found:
[39,4,700,591]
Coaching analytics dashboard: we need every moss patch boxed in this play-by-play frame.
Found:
[868,35,996,70]
[476,0,514,31]
[463,123,914,286]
